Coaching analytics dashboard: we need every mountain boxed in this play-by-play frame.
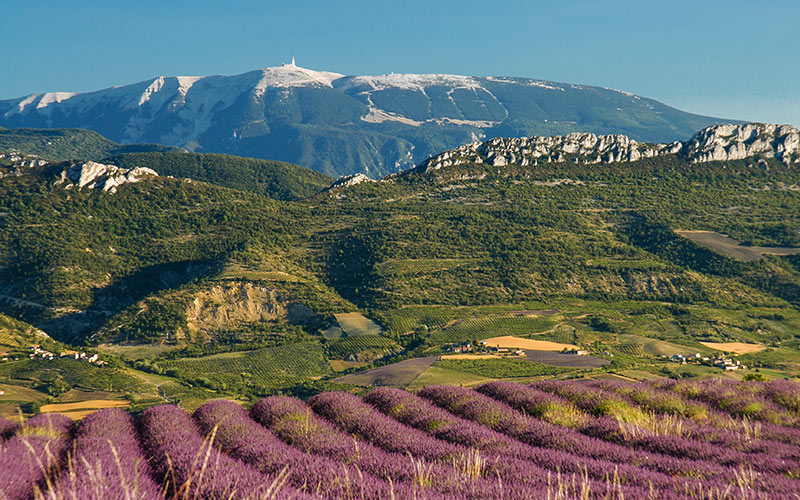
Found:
[0,127,175,161]
[0,128,332,201]
[0,63,740,178]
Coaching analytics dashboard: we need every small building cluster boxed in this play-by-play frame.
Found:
[444,342,474,354]
[666,353,746,371]
[564,348,591,356]
[28,346,106,366]
[443,341,524,357]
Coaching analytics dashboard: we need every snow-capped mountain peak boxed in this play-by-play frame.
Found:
[0,64,740,178]
[255,63,344,92]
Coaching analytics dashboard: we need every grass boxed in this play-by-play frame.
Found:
[96,343,179,360]
[333,313,384,336]
[0,382,48,403]
[437,358,574,378]
[408,365,496,389]
[618,334,711,357]
[375,303,552,337]
[329,360,369,372]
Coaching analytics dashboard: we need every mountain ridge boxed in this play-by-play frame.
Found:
[410,122,800,177]
[0,63,741,178]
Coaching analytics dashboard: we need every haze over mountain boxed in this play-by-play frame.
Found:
[0,63,739,178]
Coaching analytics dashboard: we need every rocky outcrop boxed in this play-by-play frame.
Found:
[57,161,158,193]
[420,133,683,172]
[416,123,800,174]
[684,123,800,164]
[185,282,287,334]
[0,150,48,178]
[328,173,374,189]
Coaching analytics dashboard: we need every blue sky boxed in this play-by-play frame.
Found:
[1,0,798,126]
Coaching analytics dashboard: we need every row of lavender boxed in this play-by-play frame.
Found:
[0,378,798,499]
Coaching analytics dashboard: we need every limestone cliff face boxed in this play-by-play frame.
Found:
[182,281,316,339]
[414,123,800,175]
[57,161,158,193]
[185,282,287,334]
[420,133,683,172]
[684,123,800,164]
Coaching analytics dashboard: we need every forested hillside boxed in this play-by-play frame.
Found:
[1,124,799,413]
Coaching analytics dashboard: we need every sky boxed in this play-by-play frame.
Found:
[1,0,798,126]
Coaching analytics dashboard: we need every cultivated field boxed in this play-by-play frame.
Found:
[2,379,799,499]
[521,350,609,368]
[39,399,129,420]
[676,230,800,261]
[333,312,384,336]
[161,342,331,389]
[334,356,439,386]
[482,335,578,351]
[618,334,709,357]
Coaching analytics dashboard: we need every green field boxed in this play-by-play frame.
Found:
[326,335,401,360]
[161,342,331,390]
[0,359,144,394]
[437,358,575,378]
[334,313,384,336]
[428,316,557,344]
[408,365,496,388]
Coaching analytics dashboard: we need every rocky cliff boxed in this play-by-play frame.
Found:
[683,123,799,164]
[416,123,800,174]
[56,160,158,193]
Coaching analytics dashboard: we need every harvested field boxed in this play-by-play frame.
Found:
[699,341,766,354]
[40,399,130,420]
[334,356,439,386]
[334,312,383,336]
[676,230,800,261]
[482,335,578,351]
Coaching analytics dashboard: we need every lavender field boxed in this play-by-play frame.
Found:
[1,379,799,499]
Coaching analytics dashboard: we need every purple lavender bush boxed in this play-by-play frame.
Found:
[0,416,19,440]
[0,413,73,500]
[137,404,314,500]
[194,399,401,500]
[45,408,164,500]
